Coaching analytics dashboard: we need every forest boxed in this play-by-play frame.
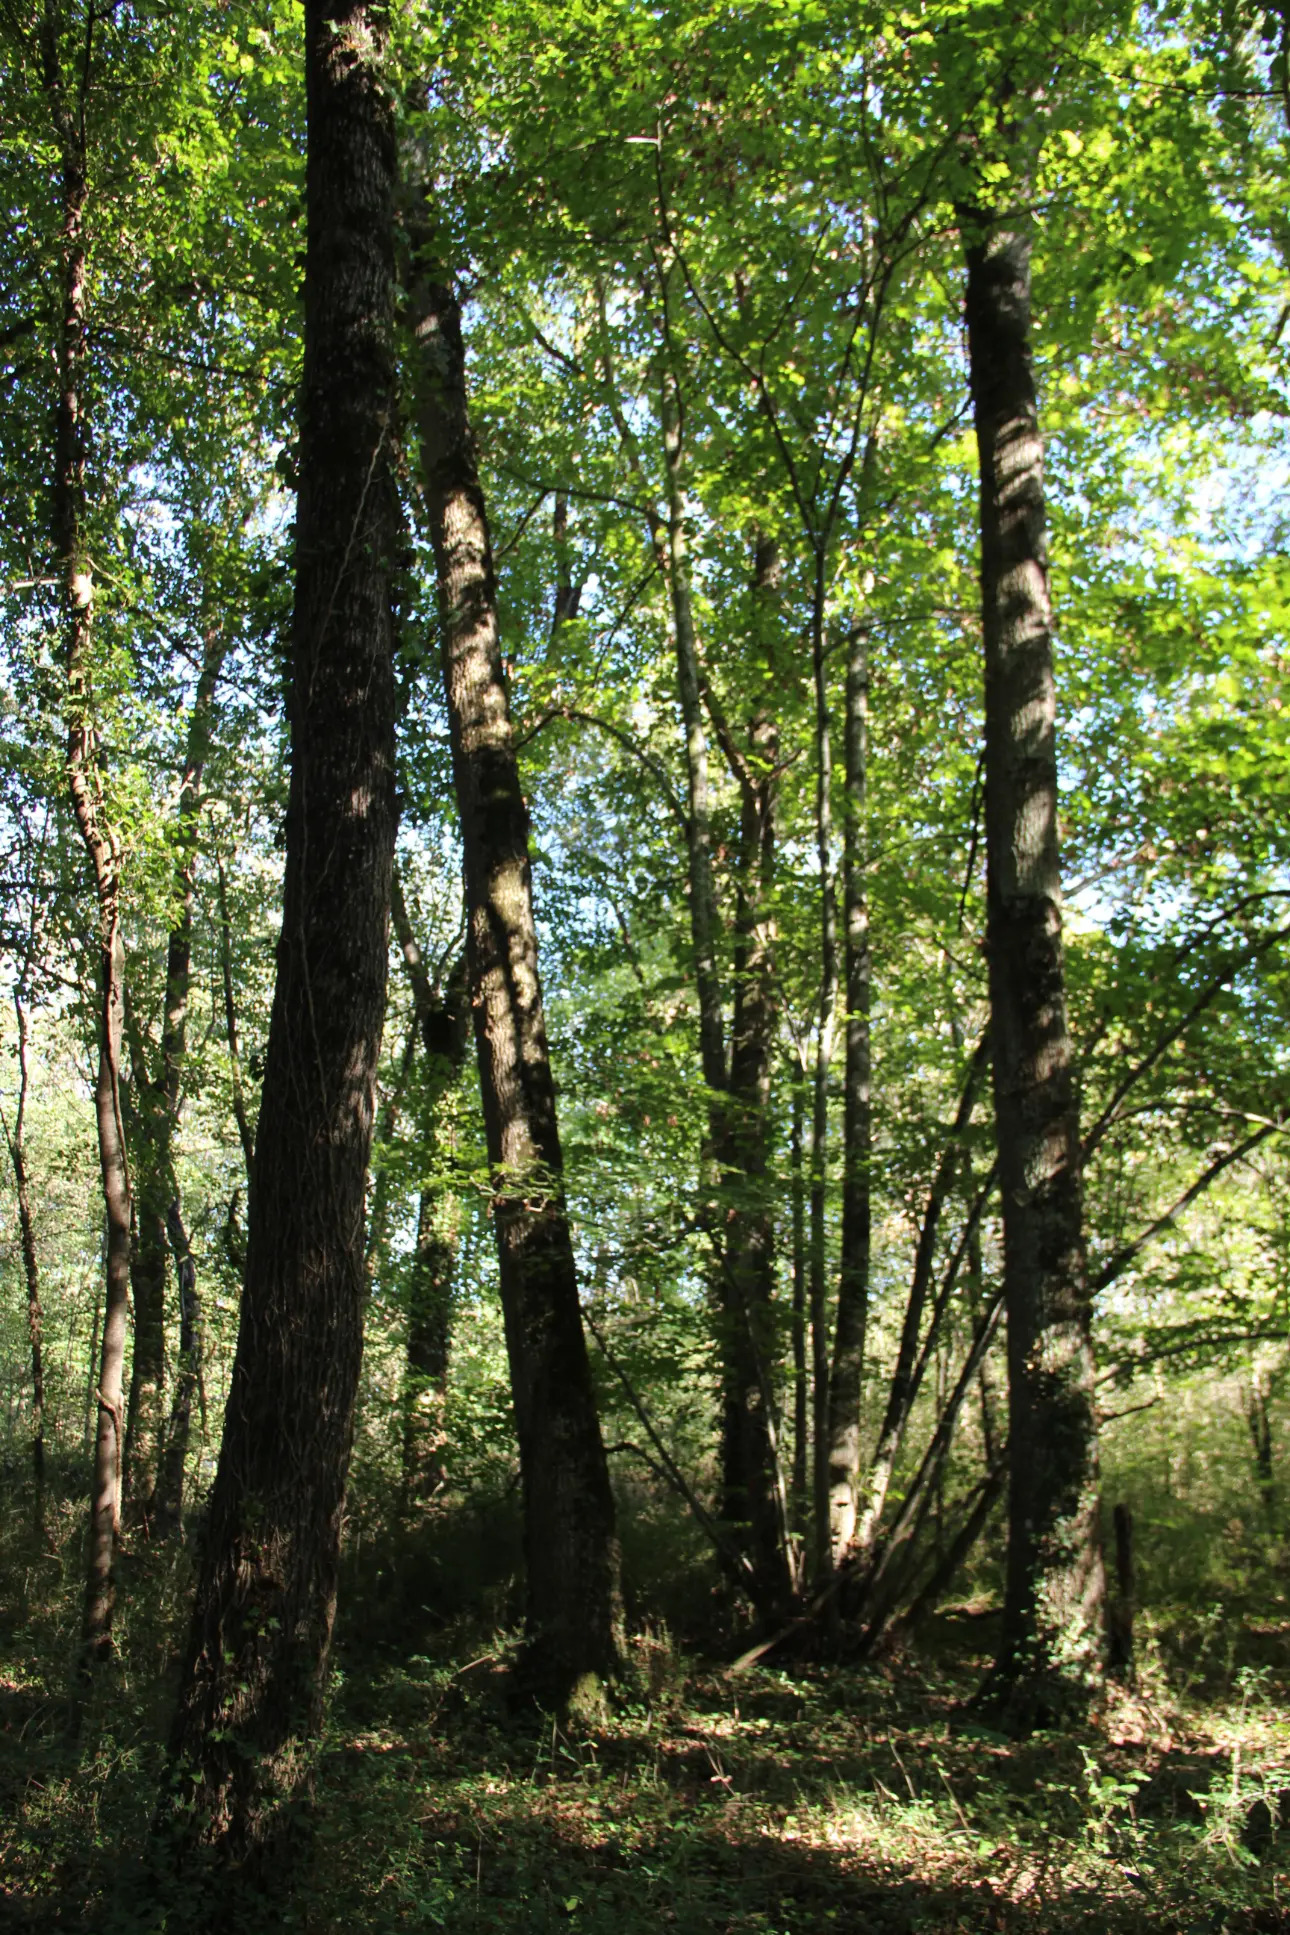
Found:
[1,0,1289,1926]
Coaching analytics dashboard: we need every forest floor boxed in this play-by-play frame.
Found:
[4,1552,1290,1934]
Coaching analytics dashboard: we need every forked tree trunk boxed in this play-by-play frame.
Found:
[827,626,872,1562]
[41,1,133,1688]
[408,243,621,1702]
[962,201,1103,1729]
[164,0,399,1857]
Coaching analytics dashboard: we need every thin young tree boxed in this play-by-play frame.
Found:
[164,0,400,1855]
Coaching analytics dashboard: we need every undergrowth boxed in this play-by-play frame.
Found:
[5,1580,1290,1932]
[3,1462,1289,1931]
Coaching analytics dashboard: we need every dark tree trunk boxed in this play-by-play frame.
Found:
[1106,1501,1135,1682]
[827,626,872,1562]
[402,1191,456,1507]
[962,203,1103,1730]
[407,245,621,1702]
[164,0,398,1857]
[789,1071,808,1524]
[41,1,133,1687]
[711,535,794,1616]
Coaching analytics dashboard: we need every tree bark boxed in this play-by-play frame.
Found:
[962,202,1103,1729]
[712,535,794,1615]
[1106,1501,1135,1682]
[164,0,399,1856]
[402,1189,457,1507]
[407,243,621,1702]
[41,0,133,1686]
[827,626,872,1561]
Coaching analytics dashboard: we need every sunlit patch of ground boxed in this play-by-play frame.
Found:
[3,1602,1290,1930]
[290,1621,1290,1933]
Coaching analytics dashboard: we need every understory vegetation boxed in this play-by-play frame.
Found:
[3,1438,1290,1931]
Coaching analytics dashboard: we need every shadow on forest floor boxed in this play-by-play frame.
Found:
[5,1607,1290,1932]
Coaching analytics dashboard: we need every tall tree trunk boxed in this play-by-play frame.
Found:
[808,559,838,1582]
[962,201,1103,1729]
[41,0,133,1684]
[407,243,621,1702]
[827,626,872,1562]
[124,626,225,1528]
[789,1070,808,1524]
[711,535,794,1616]
[3,992,47,1499]
[164,0,399,1855]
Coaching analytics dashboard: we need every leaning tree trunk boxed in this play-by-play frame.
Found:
[41,3,133,1687]
[164,0,399,1859]
[962,200,1103,1730]
[826,625,872,1563]
[408,241,621,1704]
